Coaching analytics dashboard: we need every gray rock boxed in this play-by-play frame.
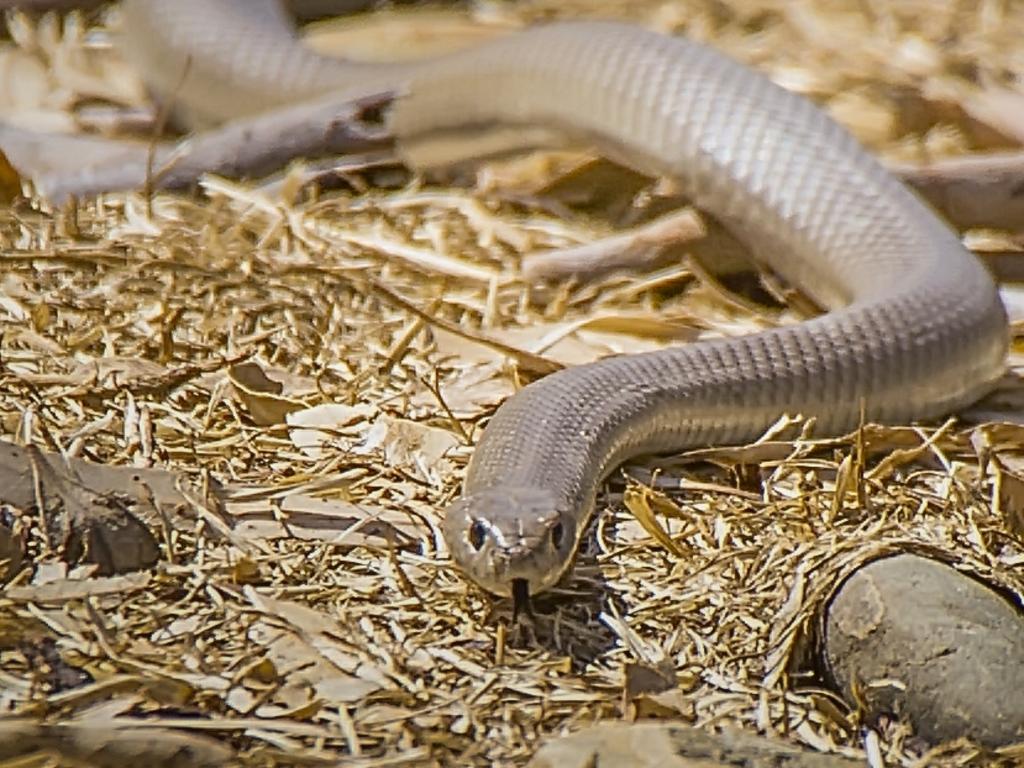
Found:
[825,553,1024,746]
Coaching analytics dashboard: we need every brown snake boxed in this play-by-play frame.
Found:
[118,0,1008,600]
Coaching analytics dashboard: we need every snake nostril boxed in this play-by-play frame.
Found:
[468,520,487,550]
[551,521,564,549]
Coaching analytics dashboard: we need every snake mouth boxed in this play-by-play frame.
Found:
[511,578,531,620]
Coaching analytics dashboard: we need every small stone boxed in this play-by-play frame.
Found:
[825,553,1024,746]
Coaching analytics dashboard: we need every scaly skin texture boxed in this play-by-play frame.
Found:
[120,0,1008,597]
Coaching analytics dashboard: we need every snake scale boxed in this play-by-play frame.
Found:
[119,0,1008,600]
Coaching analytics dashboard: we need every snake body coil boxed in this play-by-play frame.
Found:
[121,0,1008,597]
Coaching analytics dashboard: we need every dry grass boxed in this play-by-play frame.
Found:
[1,1,1024,766]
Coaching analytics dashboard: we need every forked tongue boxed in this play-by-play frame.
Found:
[511,578,532,621]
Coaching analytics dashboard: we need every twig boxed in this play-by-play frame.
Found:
[520,207,705,282]
[37,90,394,203]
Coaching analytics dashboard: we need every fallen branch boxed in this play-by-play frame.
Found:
[892,151,1024,231]
[16,79,1024,235]
[0,0,106,10]
[34,90,394,203]
[520,207,705,281]
[0,0,376,17]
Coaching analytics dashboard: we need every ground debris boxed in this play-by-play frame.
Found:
[0,1,1023,766]
[0,441,160,575]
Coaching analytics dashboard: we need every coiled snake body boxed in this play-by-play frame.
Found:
[120,0,1008,598]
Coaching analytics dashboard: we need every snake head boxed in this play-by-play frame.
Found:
[441,487,577,598]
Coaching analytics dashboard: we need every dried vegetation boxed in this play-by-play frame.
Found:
[1,0,1024,766]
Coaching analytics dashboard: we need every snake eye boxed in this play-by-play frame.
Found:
[551,521,564,549]
[468,520,487,551]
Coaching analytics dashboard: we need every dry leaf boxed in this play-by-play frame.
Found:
[287,402,377,458]
[225,489,423,547]
[0,146,23,203]
[621,483,686,558]
[229,362,310,426]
